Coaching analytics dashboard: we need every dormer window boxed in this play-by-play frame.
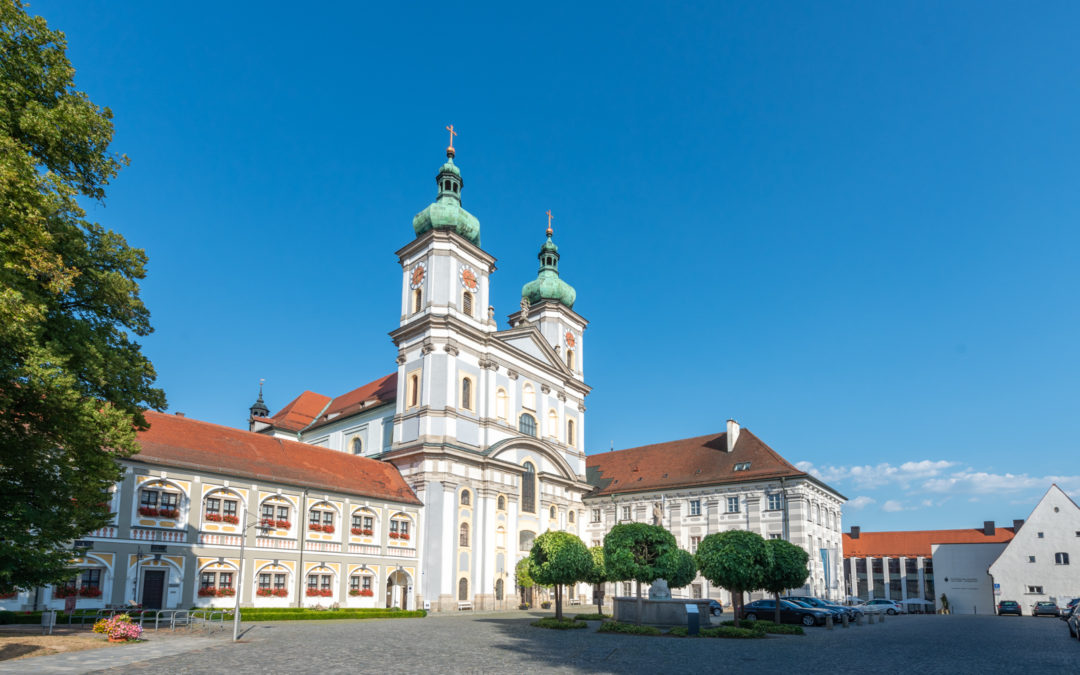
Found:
[734,462,751,472]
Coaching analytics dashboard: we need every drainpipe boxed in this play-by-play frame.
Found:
[295,488,308,607]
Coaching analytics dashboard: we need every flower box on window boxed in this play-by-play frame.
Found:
[349,588,375,597]
[197,587,217,597]
[158,508,180,519]
[275,520,291,529]
[217,588,236,597]
[273,588,288,597]
[53,586,78,598]
[389,532,400,539]
[320,524,334,534]
[138,506,159,517]
[350,527,364,535]
[0,591,17,599]
[205,513,223,522]
[198,587,235,598]
[222,515,239,525]
[80,586,102,598]
[320,588,332,597]
[309,523,322,532]
[306,588,332,597]
[260,518,276,528]
[363,529,373,536]
[400,533,410,541]
[256,588,275,597]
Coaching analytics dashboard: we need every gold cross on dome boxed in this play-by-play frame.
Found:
[446,125,457,157]
[545,210,553,236]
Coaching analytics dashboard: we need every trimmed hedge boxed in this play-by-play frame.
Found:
[239,608,425,621]
[758,623,804,635]
[573,613,608,621]
[532,618,587,630]
[701,626,765,639]
[721,619,773,628]
[597,621,662,636]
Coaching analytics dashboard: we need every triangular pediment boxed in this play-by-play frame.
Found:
[493,325,571,377]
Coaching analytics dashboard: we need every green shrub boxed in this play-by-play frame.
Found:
[532,618,587,630]
[667,626,689,637]
[720,618,771,629]
[597,621,662,636]
[758,623,803,635]
[700,626,766,639]
[573,613,608,621]
[238,608,425,621]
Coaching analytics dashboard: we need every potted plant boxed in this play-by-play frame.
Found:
[80,586,102,598]
[541,601,552,609]
[256,588,275,597]
[92,614,142,643]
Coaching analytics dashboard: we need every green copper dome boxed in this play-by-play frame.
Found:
[522,233,576,309]
[412,154,480,245]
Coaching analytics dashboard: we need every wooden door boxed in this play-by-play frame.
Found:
[142,570,165,609]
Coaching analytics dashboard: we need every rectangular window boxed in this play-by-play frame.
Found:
[769,534,782,540]
[200,572,215,589]
[218,572,233,589]
[262,504,274,520]
[690,535,701,553]
[1027,585,1043,594]
[160,492,179,509]
[205,498,220,515]
[277,506,290,521]
[307,576,319,590]
[82,569,102,589]
[621,506,631,521]
[223,500,237,518]
[140,491,158,507]
[691,584,702,599]
[364,516,373,530]
[591,509,601,523]
[733,462,751,471]
[1028,556,1036,563]
[362,576,371,591]
[274,574,286,590]
[400,520,409,536]
[767,494,783,511]
[689,500,701,516]
[350,576,360,591]
[320,576,331,591]
[1037,532,1044,538]
[390,520,399,533]
[727,497,739,513]
[258,573,271,590]
[322,511,333,526]
[352,515,363,529]
[309,511,320,527]
[1055,552,1070,565]
[622,582,631,596]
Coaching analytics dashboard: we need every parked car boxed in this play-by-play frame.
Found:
[997,600,1022,616]
[1066,605,1080,641]
[1032,601,1059,617]
[708,600,724,617]
[740,599,830,627]
[782,596,850,621]
[861,599,903,615]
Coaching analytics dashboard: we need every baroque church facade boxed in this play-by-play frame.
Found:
[2,137,846,614]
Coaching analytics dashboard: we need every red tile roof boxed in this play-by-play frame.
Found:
[262,374,397,432]
[136,411,421,505]
[843,528,1015,559]
[586,428,812,496]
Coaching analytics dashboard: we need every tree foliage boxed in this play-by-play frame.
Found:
[583,545,607,614]
[761,539,810,623]
[530,531,592,621]
[0,0,165,592]
[665,549,698,590]
[603,523,681,623]
[695,530,770,619]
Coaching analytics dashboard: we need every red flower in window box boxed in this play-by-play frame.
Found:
[309,523,322,532]
[363,529,373,536]
[350,527,364,535]
[305,588,324,597]
[319,589,333,597]
[198,587,218,597]
[158,508,180,519]
[53,586,77,598]
[320,524,334,534]
[0,591,17,599]
[256,588,275,597]
[222,515,239,525]
[389,532,399,539]
[260,518,275,528]
[205,513,222,522]
[138,506,159,517]
[273,588,288,597]
[79,586,102,598]
[217,588,236,597]
[400,533,410,541]
[360,588,373,597]
[275,520,291,529]
[348,589,361,596]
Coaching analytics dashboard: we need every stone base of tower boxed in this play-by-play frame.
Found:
[436,593,455,612]
[473,593,495,610]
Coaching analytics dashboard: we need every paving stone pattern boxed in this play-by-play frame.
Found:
[30,613,1080,675]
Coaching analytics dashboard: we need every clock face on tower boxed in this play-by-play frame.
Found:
[410,262,426,289]
[565,331,576,349]
[459,265,478,292]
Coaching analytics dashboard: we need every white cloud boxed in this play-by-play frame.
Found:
[882,500,907,512]
[797,459,957,489]
[922,471,1080,495]
[847,496,875,510]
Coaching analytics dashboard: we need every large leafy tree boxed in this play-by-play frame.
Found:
[665,548,698,591]
[695,530,769,620]
[582,545,607,615]
[603,522,680,624]
[514,557,535,607]
[0,0,165,592]
[529,531,592,621]
[761,539,810,623]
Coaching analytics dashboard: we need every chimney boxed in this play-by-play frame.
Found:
[1012,519,1024,531]
[850,526,860,539]
[726,419,740,453]
[982,520,995,536]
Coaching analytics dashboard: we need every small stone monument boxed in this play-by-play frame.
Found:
[648,578,671,600]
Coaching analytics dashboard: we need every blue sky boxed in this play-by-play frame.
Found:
[34,1,1080,532]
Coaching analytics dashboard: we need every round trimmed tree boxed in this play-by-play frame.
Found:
[603,523,679,624]
[761,538,810,623]
[529,531,592,620]
[666,548,698,591]
[695,530,769,620]
[583,545,608,615]
[515,557,535,607]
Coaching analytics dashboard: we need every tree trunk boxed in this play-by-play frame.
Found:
[595,584,603,616]
[774,591,781,624]
[635,579,643,625]
[555,583,562,621]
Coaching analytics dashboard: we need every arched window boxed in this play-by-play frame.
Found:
[495,578,504,601]
[459,522,470,547]
[389,514,411,540]
[567,419,576,447]
[260,497,292,529]
[461,377,473,411]
[518,413,536,437]
[444,180,451,191]
[460,490,471,506]
[568,510,575,524]
[519,530,535,552]
[458,578,469,601]
[408,373,420,408]
[521,461,536,513]
[462,291,474,317]
[351,437,363,455]
[547,409,558,438]
[138,481,181,519]
[203,489,240,524]
[413,288,422,313]
[550,506,557,520]
[495,388,508,420]
[522,383,535,410]
[497,495,506,511]
[349,572,373,596]
[566,349,575,370]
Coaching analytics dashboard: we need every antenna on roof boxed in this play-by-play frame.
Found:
[610,440,614,452]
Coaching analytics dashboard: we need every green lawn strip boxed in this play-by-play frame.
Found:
[668,625,766,638]
[597,621,662,636]
[532,618,587,630]
[238,609,425,621]
[572,613,608,621]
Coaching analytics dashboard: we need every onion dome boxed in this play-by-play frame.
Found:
[412,141,480,246]
[522,222,576,309]
[249,380,269,419]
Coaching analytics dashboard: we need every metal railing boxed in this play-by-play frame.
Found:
[61,607,228,632]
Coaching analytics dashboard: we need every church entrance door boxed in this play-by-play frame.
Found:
[386,570,409,610]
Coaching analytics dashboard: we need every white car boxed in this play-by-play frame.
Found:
[859,599,903,615]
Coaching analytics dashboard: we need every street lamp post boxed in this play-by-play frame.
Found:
[233,513,266,642]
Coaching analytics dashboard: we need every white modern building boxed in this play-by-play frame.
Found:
[989,484,1080,611]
